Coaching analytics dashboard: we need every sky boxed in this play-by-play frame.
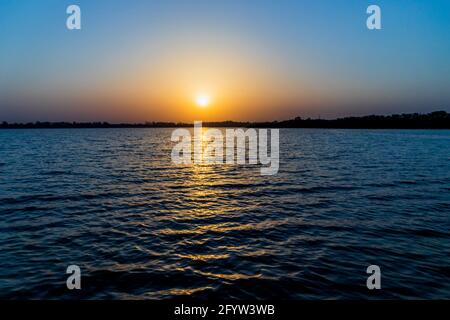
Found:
[0,0,449,122]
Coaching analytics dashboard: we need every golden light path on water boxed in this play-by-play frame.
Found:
[144,127,274,297]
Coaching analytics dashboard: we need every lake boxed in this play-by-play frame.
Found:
[0,128,449,299]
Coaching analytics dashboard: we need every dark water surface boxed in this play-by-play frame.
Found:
[0,128,449,299]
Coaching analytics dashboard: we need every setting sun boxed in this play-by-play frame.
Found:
[196,94,210,108]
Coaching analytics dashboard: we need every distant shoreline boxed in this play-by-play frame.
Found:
[1,111,449,129]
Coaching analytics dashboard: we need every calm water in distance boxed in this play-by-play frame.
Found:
[0,128,449,299]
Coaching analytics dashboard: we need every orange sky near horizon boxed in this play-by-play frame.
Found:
[29,36,321,123]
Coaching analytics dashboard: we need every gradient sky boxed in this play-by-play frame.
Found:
[1,0,449,122]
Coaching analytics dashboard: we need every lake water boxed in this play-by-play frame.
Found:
[0,128,449,299]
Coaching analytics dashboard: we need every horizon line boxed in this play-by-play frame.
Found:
[1,111,449,129]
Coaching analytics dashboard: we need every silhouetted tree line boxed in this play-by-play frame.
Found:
[252,111,450,129]
[1,111,449,129]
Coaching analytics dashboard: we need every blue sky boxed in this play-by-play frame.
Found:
[0,0,449,122]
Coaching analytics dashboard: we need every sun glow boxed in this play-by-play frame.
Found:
[196,94,210,108]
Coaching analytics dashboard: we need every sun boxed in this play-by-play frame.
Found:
[195,94,210,108]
